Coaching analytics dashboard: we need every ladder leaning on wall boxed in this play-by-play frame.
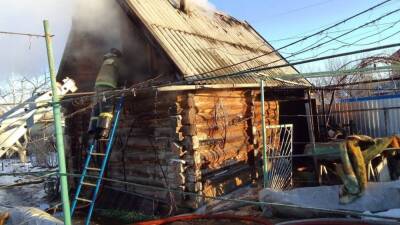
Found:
[70,96,124,225]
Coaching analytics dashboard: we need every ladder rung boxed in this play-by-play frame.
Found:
[90,152,106,156]
[87,167,101,172]
[82,182,96,187]
[76,197,92,203]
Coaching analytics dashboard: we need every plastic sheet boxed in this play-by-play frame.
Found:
[259,181,400,218]
[6,207,62,225]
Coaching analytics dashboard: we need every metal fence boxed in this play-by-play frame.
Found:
[318,94,400,138]
[264,124,293,191]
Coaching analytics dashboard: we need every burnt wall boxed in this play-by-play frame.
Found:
[57,1,177,91]
[66,88,279,210]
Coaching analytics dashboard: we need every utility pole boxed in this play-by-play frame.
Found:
[43,20,72,225]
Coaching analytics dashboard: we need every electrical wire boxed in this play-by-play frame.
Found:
[269,21,400,43]
[198,20,400,58]
[59,172,400,222]
[263,0,335,19]
[177,15,400,85]
[0,63,397,111]
[6,47,394,110]
[173,42,400,85]
[0,48,398,122]
[244,8,400,74]
[0,31,51,38]
[3,169,399,221]
[268,0,400,44]
[183,0,394,77]
[285,19,400,61]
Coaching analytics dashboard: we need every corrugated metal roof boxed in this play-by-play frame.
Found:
[124,0,309,86]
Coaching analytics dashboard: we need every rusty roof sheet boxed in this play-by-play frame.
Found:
[124,0,309,86]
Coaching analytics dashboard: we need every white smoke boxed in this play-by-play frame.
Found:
[73,0,122,49]
[185,0,217,13]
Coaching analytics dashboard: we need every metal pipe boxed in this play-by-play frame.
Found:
[43,20,72,225]
[306,90,320,185]
[260,80,268,188]
[321,89,327,140]
[326,90,336,127]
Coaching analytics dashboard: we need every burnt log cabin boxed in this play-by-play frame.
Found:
[57,0,311,212]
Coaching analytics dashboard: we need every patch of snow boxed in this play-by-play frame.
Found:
[0,159,31,174]
[39,203,50,211]
[0,159,55,213]
[364,208,400,222]
[0,158,54,174]
[0,176,21,185]
[260,181,400,218]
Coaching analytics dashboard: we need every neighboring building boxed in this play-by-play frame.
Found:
[57,0,310,212]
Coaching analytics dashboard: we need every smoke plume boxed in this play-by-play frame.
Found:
[185,0,217,13]
[73,0,123,50]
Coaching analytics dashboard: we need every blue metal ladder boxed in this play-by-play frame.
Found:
[71,96,124,225]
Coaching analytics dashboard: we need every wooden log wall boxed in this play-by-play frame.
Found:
[179,89,279,208]
[65,88,279,210]
[106,91,187,204]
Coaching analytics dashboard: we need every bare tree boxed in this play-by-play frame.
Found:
[309,55,394,100]
[0,73,56,167]
[0,73,49,106]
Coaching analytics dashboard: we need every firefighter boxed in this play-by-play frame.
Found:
[88,48,122,139]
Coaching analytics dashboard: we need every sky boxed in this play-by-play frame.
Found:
[0,0,399,78]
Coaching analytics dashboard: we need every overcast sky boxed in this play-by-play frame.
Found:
[0,0,399,78]
[0,0,74,78]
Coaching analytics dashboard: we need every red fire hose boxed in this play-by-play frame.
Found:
[133,214,273,225]
[276,218,396,225]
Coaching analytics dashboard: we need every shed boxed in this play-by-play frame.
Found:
[57,0,310,211]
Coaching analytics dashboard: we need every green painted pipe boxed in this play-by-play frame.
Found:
[43,20,72,225]
[260,79,268,188]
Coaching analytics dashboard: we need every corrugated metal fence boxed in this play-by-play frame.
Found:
[318,94,400,138]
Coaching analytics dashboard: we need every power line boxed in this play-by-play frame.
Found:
[179,43,400,85]
[202,20,399,56]
[328,21,400,46]
[283,21,400,62]
[186,0,393,77]
[1,50,398,114]
[259,8,400,71]
[234,8,400,79]
[280,65,398,80]
[0,31,52,38]
[269,21,400,43]
[320,29,400,56]
[325,74,400,88]
[264,0,335,19]
[39,47,400,106]
[268,0,400,43]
